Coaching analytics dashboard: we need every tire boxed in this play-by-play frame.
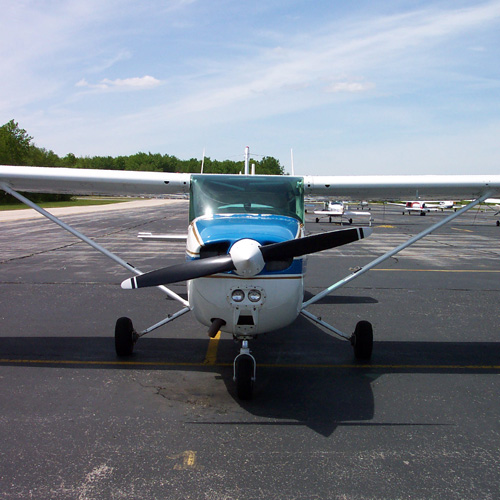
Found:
[235,354,254,400]
[115,317,136,356]
[352,320,373,361]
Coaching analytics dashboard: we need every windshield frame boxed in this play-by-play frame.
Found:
[189,175,305,223]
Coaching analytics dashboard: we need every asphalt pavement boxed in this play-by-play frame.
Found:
[0,199,499,499]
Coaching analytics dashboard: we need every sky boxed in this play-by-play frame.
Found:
[1,0,500,175]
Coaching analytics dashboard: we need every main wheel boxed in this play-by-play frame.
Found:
[115,317,137,356]
[351,320,373,361]
[235,354,254,400]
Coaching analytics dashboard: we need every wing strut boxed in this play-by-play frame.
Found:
[0,183,190,308]
[302,190,495,312]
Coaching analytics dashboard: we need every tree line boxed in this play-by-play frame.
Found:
[1,120,284,204]
[0,120,284,173]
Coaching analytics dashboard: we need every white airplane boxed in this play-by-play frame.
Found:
[313,200,373,226]
[392,200,459,215]
[390,200,440,215]
[1,160,500,399]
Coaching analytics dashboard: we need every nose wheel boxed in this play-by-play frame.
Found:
[233,340,256,400]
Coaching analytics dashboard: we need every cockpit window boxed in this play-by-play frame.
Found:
[189,175,304,223]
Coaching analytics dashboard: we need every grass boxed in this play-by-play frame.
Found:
[0,197,136,211]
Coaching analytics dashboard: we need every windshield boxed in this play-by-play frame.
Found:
[190,175,304,223]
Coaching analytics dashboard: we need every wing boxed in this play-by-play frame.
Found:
[303,175,500,200]
[0,165,190,196]
[344,210,372,216]
[2,166,500,201]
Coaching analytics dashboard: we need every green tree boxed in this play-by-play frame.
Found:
[0,120,33,165]
[0,120,72,204]
[62,153,77,167]
[256,156,284,175]
[1,119,285,177]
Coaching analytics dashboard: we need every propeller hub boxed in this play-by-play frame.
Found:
[229,239,265,277]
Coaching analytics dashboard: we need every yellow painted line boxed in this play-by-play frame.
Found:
[451,227,474,233]
[0,358,204,367]
[258,363,500,370]
[371,269,500,273]
[0,359,498,370]
[168,450,198,470]
[377,225,395,228]
[203,331,221,365]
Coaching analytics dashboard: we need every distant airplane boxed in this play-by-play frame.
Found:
[426,200,455,211]
[313,200,373,225]
[484,198,500,226]
[388,200,439,216]
[391,200,457,215]
[1,158,500,399]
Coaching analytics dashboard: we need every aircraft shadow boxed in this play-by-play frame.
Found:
[1,320,498,436]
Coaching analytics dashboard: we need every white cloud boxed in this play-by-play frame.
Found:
[130,1,500,125]
[75,76,162,91]
[324,82,375,93]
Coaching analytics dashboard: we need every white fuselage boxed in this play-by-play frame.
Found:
[188,274,304,337]
[185,212,305,338]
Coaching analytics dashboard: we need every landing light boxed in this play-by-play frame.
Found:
[231,289,245,302]
[248,290,262,302]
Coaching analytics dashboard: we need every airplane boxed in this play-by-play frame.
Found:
[426,200,456,211]
[482,198,500,226]
[389,200,440,216]
[391,200,461,215]
[1,158,500,400]
[312,200,373,225]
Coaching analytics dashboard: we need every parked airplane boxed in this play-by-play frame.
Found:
[389,200,438,215]
[391,200,457,215]
[1,160,500,399]
[426,200,455,210]
[313,200,373,225]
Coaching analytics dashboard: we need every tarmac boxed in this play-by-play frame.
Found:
[0,199,499,499]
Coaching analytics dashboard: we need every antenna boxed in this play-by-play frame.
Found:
[290,148,295,176]
[244,146,250,175]
[200,148,205,174]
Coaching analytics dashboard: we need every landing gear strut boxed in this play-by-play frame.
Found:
[233,340,256,400]
[114,307,191,357]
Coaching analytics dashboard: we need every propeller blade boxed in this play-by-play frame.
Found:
[122,227,372,289]
[260,227,372,261]
[121,255,235,289]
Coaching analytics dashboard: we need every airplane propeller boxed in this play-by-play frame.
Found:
[121,226,372,290]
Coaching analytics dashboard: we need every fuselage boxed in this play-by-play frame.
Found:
[186,174,306,338]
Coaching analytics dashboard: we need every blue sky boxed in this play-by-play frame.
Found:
[1,0,500,175]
